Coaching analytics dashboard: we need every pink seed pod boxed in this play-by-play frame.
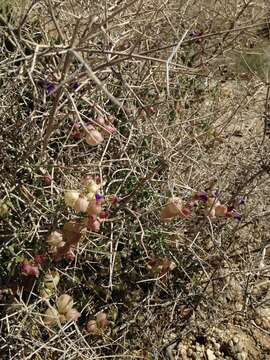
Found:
[161,197,182,220]
[21,262,40,277]
[85,129,104,146]
[86,320,98,334]
[87,199,102,216]
[214,204,227,217]
[74,196,89,213]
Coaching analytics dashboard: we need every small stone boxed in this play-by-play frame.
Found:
[206,348,216,360]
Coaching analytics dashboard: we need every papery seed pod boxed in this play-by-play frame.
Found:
[96,312,109,328]
[161,197,182,220]
[214,204,227,217]
[87,200,102,216]
[65,308,80,322]
[59,314,67,323]
[85,129,104,146]
[57,294,73,314]
[47,231,63,246]
[64,191,80,207]
[74,196,89,213]
[43,307,59,326]
[86,320,98,334]
[95,116,105,125]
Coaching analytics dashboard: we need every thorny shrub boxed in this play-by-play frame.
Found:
[1,0,270,359]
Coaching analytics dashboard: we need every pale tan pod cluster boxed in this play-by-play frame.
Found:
[47,231,65,255]
[43,294,80,326]
[86,312,109,335]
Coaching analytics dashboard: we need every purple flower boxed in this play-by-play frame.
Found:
[238,198,246,206]
[46,83,56,94]
[189,31,203,43]
[95,193,104,202]
[70,81,80,90]
[194,191,208,202]
[234,212,241,221]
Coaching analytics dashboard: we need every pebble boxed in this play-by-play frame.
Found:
[206,348,216,360]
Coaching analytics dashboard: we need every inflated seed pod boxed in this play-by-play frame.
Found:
[85,128,104,146]
[161,197,182,220]
[214,204,227,217]
[64,191,80,207]
[73,196,89,213]
[65,308,80,322]
[57,294,73,314]
[86,320,98,334]
[43,307,59,326]
[47,231,63,246]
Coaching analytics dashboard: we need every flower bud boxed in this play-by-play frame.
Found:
[161,197,182,220]
[57,294,73,314]
[43,307,59,326]
[64,191,80,207]
[85,129,104,146]
[47,231,63,246]
[73,196,89,213]
[86,320,98,334]
[65,308,80,322]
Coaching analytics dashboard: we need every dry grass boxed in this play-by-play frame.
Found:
[1,0,270,359]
